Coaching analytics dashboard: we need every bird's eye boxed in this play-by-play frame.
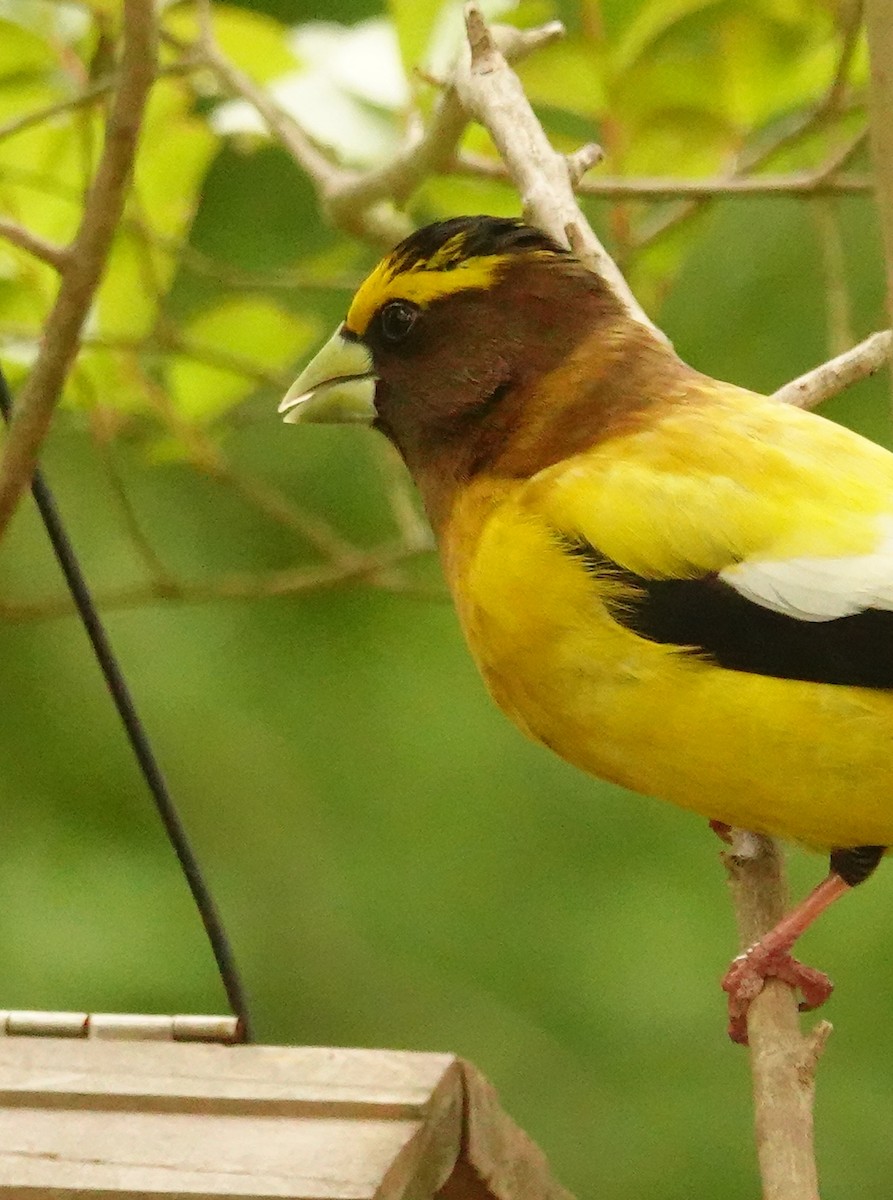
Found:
[379,300,419,344]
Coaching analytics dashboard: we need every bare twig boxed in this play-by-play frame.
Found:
[0,542,440,622]
[0,326,294,393]
[455,155,873,199]
[200,458,362,565]
[326,21,565,234]
[724,836,829,1200]
[454,3,661,340]
[182,13,566,247]
[0,218,71,271]
[188,43,347,217]
[0,74,117,144]
[740,0,865,174]
[635,2,867,251]
[372,439,434,552]
[0,60,196,146]
[0,0,156,542]
[773,329,892,408]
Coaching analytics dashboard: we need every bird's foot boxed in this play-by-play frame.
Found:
[721,946,833,1045]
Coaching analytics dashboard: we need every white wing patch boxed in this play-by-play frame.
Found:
[720,521,893,623]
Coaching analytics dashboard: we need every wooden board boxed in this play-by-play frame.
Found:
[0,1037,575,1199]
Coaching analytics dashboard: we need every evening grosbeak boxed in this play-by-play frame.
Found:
[279,215,893,1042]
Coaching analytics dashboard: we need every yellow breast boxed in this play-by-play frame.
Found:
[441,477,893,851]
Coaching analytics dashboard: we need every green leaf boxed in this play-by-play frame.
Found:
[67,343,154,418]
[162,4,297,81]
[609,0,722,80]
[168,298,318,425]
[387,0,442,76]
[517,37,606,116]
[211,19,407,169]
[96,79,216,339]
[414,171,520,222]
[0,0,89,45]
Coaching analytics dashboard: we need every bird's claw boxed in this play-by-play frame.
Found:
[721,947,834,1045]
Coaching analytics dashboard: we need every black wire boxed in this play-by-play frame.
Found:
[0,367,253,1042]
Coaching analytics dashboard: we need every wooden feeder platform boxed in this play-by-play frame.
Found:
[0,1011,575,1199]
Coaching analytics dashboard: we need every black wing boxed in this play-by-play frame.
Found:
[560,535,893,688]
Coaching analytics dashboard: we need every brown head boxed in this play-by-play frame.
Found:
[280,216,687,530]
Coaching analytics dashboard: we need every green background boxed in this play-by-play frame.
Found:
[1,1,890,1196]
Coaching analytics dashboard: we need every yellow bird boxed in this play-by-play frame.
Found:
[280,216,893,1042]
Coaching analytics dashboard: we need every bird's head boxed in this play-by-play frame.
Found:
[280,215,670,527]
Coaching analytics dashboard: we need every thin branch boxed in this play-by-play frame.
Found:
[736,18,864,176]
[454,154,873,199]
[772,329,892,408]
[142,228,360,293]
[372,438,435,552]
[0,218,71,271]
[200,458,362,565]
[635,3,867,251]
[188,44,343,203]
[454,3,662,340]
[724,834,829,1200]
[325,21,565,232]
[0,74,117,144]
[0,0,156,542]
[93,433,178,589]
[0,59,197,146]
[772,328,888,408]
[0,543,440,622]
[180,13,567,247]
[0,326,294,393]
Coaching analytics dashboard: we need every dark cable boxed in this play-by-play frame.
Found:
[0,366,253,1042]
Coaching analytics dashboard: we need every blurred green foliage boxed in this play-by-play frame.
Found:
[0,0,889,1197]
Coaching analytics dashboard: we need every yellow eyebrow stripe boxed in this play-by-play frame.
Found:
[345,251,508,336]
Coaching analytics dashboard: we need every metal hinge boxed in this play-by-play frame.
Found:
[0,1010,241,1043]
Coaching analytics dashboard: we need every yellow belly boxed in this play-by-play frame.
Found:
[447,499,893,851]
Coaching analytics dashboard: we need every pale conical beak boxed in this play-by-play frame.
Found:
[278,325,377,425]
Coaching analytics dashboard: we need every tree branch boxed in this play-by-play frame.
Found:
[184,14,566,247]
[0,218,70,271]
[0,0,156,542]
[455,155,873,199]
[635,2,867,252]
[325,20,565,233]
[773,329,891,408]
[724,834,830,1200]
[454,3,661,340]
[0,543,441,622]
[0,60,196,146]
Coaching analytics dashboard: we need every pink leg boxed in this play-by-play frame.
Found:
[722,872,851,1044]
